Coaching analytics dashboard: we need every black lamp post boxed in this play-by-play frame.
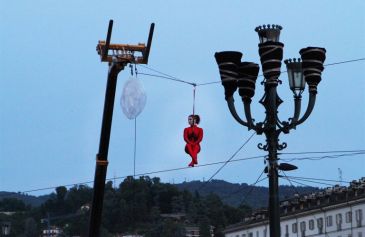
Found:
[214,24,326,237]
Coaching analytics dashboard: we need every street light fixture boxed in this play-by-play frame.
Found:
[214,25,326,237]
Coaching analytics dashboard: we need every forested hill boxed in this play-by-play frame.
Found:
[0,178,320,236]
[175,180,319,208]
[0,191,51,207]
[1,179,319,209]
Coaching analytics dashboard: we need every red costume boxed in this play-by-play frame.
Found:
[184,125,203,167]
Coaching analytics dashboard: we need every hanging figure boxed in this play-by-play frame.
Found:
[184,114,203,167]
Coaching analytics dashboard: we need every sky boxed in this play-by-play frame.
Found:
[1,0,364,196]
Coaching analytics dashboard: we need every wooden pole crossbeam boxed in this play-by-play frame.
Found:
[96,22,154,64]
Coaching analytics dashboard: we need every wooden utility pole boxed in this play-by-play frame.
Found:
[88,20,154,237]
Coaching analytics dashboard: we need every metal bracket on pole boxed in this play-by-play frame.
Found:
[96,21,155,64]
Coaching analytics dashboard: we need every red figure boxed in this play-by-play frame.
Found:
[184,114,203,167]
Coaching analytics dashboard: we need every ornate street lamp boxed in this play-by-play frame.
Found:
[214,24,326,237]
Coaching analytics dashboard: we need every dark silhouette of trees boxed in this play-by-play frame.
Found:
[0,176,254,236]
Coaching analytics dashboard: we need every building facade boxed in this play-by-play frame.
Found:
[223,178,365,237]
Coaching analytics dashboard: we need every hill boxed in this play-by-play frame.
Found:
[0,179,319,209]
[0,191,52,207]
[174,179,319,208]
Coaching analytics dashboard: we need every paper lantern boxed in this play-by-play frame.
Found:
[120,77,147,119]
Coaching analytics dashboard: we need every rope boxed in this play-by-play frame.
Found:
[134,118,137,177]
[138,72,195,86]
[193,85,196,116]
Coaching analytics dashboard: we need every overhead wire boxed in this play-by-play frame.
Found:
[1,149,363,198]
[137,72,196,86]
[138,57,365,87]
[283,177,341,187]
[198,132,256,191]
[280,171,327,236]
[196,57,365,86]
[281,175,316,188]
[221,168,266,203]
[284,176,352,184]
[0,154,265,198]
[280,151,365,162]
[279,149,365,155]
[138,64,183,82]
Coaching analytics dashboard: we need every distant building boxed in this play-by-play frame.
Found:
[41,226,63,237]
[223,177,365,237]
[119,235,144,237]
[160,212,215,237]
[1,221,11,236]
[185,225,214,237]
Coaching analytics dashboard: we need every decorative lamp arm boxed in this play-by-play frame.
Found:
[284,95,302,130]
[227,97,250,127]
[243,98,256,129]
[295,91,316,126]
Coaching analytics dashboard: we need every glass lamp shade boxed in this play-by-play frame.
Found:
[284,58,304,95]
[255,24,283,43]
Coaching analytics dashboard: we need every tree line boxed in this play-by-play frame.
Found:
[0,176,252,237]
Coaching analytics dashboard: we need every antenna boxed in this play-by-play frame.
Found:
[338,168,343,184]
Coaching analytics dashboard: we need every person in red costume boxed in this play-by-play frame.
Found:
[184,114,203,167]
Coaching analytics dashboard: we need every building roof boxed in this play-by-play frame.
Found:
[223,177,365,234]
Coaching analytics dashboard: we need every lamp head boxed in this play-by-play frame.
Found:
[278,163,298,171]
[284,58,304,96]
[255,24,283,43]
[299,47,326,92]
[214,51,243,100]
[258,41,284,80]
[237,62,260,99]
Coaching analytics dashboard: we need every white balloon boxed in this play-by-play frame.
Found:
[120,77,147,119]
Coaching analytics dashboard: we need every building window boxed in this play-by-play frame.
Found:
[309,219,314,230]
[292,223,298,233]
[346,211,352,223]
[358,232,362,237]
[300,221,306,237]
[317,218,324,234]
[242,234,246,237]
[336,213,343,230]
[256,231,259,237]
[248,233,253,237]
[326,215,333,227]
[284,224,289,237]
[355,209,363,227]
[263,228,267,237]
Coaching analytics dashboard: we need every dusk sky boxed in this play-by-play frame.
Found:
[1,0,364,195]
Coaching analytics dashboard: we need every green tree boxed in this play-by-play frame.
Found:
[160,219,185,237]
[55,186,67,201]
[205,193,227,228]
[199,216,211,237]
[0,198,27,211]
[24,217,38,237]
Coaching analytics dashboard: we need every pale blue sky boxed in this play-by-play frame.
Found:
[1,0,364,195]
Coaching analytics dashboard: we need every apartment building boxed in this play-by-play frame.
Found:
[223,178,365,237]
